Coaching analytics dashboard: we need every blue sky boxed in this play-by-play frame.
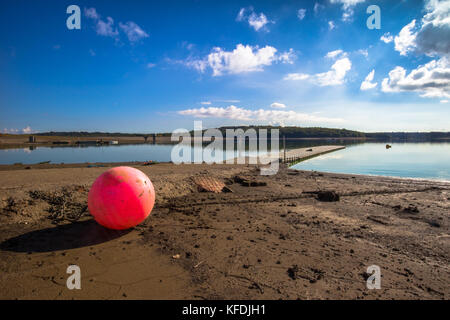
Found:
[0,0,449,133]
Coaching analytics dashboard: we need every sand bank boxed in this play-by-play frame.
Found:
[0,163,449,299]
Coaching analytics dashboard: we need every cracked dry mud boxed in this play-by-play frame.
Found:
[0,163,449,299]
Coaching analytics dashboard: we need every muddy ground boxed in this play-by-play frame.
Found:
[0,163,449,299]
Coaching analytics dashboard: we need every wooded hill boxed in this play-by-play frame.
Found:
[17,127,450,140]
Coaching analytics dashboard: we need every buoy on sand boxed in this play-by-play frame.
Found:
[88,166,155,230]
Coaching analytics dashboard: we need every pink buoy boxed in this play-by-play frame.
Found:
[88,166,155,230]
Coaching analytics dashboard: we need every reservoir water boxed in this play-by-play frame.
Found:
[291,142,450,182]
[0,141,449,181]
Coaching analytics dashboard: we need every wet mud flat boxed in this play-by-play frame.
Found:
[0,163,449,299]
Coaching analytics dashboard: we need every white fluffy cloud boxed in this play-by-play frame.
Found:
[2,128,19,134]
[96,17,119,38]
[277,48,296,64]
[186,44,295,76]
[416,0,450,56]
[283,73,310,81]
[394,0,450,57]
[184,58,208,73]
[315,57,352,86]
[330,0,366,21]
[380,32,394,43]
[84,7,99,20]
[325,49,345,59]
[270,102,287,109]
[328,21,336,30]
[314,3,325,15]
[119,22,149,42]
[85,8,119,38]
[249,14,269,31]
[84,7,148,43]
[22,126,33,134]
[384,1,450,100]
[207,45,275,75]
[2,126,35,134]
[178,105,343,124]
[284,56,352,86]
[394,20,417,56]
[297,8,306,20]
[236,7,273,32]
[381,57,450,98]
[360,69,377,90]
[357,49,369,58]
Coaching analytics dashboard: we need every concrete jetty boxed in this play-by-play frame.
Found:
[280,145,346,164]
[231,145,345,165]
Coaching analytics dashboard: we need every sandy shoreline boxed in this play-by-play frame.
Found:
[0,162,449,299]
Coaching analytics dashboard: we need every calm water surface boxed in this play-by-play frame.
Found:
[1,142,449,181]
[0,144,268,165]
[291,142,450,181]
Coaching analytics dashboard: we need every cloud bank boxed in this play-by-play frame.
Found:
[178,105,343,125]
[2,126,35,134]
[382,57,450,98]
[394,0,450,57]
[384,1,450,99]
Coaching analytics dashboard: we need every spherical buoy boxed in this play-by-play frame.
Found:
[88,166,155,230]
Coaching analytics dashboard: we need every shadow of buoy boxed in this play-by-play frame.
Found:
[0,220,131,253]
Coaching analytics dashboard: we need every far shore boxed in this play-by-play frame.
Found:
[1,133,449,150]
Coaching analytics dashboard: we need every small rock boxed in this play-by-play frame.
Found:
[287,265,299,280]
[401,205,419,214]
[428,220,440,228]
[360,272,371,281]
[316,191,340,202]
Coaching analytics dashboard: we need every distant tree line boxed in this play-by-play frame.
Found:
[216,126,365,138]
[34,131,172,137]
[28,127,450,140]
